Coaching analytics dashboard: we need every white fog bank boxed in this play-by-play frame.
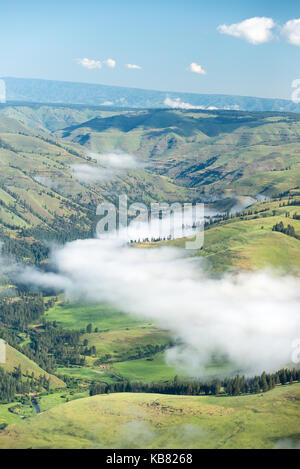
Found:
[17,238,300,376]
[71,151,143,183]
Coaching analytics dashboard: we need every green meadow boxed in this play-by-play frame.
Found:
[42,301,175,384]
[44,301,171,364]
[1,384,299,449]
[153,196,300,273]
[44,301,145,331]
[0,404,23,427]
[82,327,171,362]
[112,352,179,383]
[38,390,90,412]
[56,365,120,384]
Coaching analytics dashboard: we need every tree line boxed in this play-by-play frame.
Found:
[272,221,299,240]
[21,322,86,373]
[0,365,50,403]
[0,295,86,373]
[0,295,45,331]
[90,368,300,398]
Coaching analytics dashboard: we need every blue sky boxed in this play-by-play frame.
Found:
[1,0,300,98]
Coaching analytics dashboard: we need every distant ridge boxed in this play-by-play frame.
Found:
[2,77,300,112]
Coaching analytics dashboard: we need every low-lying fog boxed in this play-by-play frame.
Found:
[16,235,300,377]
[70,151,143,183]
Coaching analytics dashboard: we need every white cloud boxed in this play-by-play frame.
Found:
[217,17,275,45]
[104,58,116,68]
[70,151,142,183]
[33,175,56,189]
[76,57,102,69]
[224,104,241,111]
[164,97,206,110]
[188,62,206,75]
[282,18,300,46]
[91,151,142,170]
[0,80,6,103]
[102,101,114,106]
[102,100,114,106]
[164,97,218,110]
[76,57,116,70]
[70,164,112,182]
[18,238,300,377]
[126,64,142,70]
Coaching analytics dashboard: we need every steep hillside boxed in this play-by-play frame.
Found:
[0,113,191,260]
[1,106,300,266]
[151,195,300,272]
[1,344,65,388]
[59,109,300,198]
[0,102,125,132]
[0,384,299,449]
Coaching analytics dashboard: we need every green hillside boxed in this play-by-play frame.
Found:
[0,111,190,262]
[0,344,65,389]
[0,384,299,449]
[147,195,300,272]
[1,106,300,264]
[59,109,300,199]
[0,103,122,132]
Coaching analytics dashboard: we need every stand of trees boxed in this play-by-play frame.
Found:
[90,368,300,398]
[21,323,86,373]
[0,230,50,264]
[0,294,86,372]
[0,366,50,403]
[272,221,299,240]
[0,295,45,331]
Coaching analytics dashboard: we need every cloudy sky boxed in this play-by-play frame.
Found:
[0,0,300,98]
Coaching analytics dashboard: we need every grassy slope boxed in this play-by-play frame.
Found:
[59,109,300,198]
[44,301,145,330]
[82,327,170,361]
[0,344,65,389]
[1,108,300,257]
[0,113,191,253]
[0,404,22,426]
[202,216,300,273]
[112,352,179,383]
[1,108,300,218]
[0,104,122,132]
[38,390,90,412]
[148,196,300,273]
[0,384,299,449]
[0,118,95,238]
